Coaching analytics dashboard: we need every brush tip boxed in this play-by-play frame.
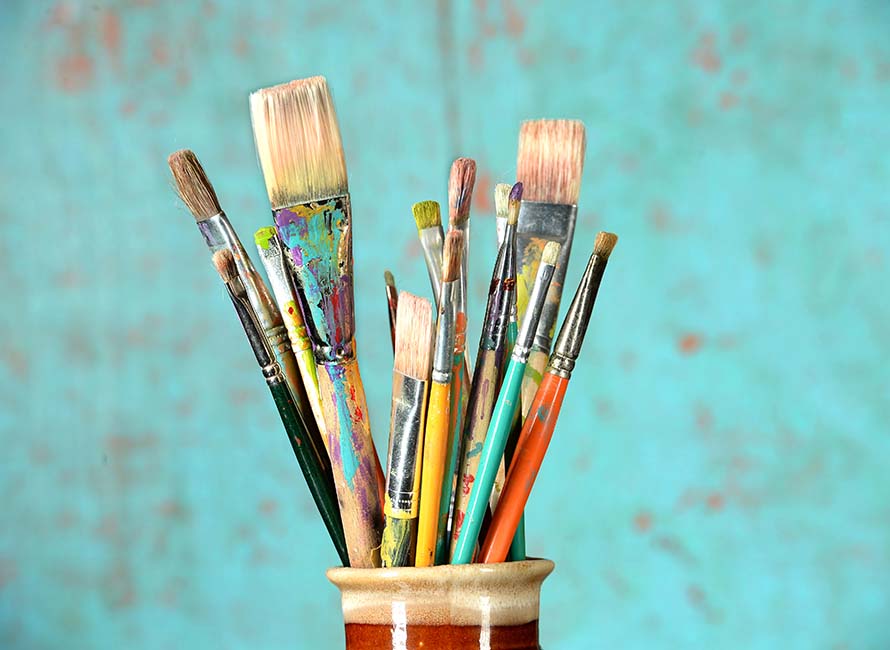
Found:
[394,292,433,378]
[212,249,238,283]
[506,182,522,226]
[594,231,618,260]
[168,149,222,220]
[412,201,442,231]
[442,230,464,283]
[448,157,477,226]
[542,240,561,266]
[517,119,586,204]
[494,184,511,219]
[384,269,396,288]
[254,226,277,250]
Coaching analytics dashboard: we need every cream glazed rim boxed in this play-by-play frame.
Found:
[326,558,554,586]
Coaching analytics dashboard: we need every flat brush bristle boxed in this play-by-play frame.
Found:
[507,182,522,226]
[249,76,348,209]
[542,240,561,266]
[517,119,586,205]
[412,201,441,231]
[212,249,238,284]
[394,292,433,380]
[594,231,619,260]
[168,149,222,220]
[442,231,464,283]
[494,184,511,219]
[448,158,476,227]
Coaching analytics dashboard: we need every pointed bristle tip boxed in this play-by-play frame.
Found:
[212,249,238,282]
[168,149,222,220]
[442,231,464,283]
[384,269,396,287]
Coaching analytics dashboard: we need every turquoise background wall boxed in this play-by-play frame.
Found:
[2,0,889,648]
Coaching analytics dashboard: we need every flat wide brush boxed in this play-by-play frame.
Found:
[211,250,348,565]
[479,232,618,564]
[250,76,385,567]
[381,292,433,567]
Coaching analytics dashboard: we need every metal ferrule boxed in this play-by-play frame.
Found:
[431,281,457,383]
[222,279,284,386]
[480,223,517,351]
[385,372,429,516]
[495,216,507,248]
[255,235,312,353]
[453,223,470,321]
[419,226,444,308]
[198,213,291,360]
[547,251,608,379]
[273,195,355,363]
[511,260,556,364]
[516,201,578,353]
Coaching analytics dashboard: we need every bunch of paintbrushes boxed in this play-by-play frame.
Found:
[168,74,618,569]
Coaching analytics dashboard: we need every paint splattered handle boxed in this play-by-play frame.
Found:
[316,359,385,568]
[479,371,568,564]
[520,349,549,418]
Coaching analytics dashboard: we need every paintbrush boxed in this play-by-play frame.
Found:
[384,270,398,352]
[415,231,463,566]
[210,250,348,565]
[494,183,510,248]
[479,232,618,564]
[254,227,329,455]
[250,76,385,568]
[381,292,433,567]
[451,241,559,564]
[412,200,444,306]
[168,150,330,476]
[449,182,521,559]
[447,158,476,371]
[515,120,586,419]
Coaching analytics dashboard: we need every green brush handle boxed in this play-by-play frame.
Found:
[269,379,349,566]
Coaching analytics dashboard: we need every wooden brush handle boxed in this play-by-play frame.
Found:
[415,380,452,566]
[479,370,568,564]
[317,358,385,568]
[381,515,417,567]
[520,348,549,418]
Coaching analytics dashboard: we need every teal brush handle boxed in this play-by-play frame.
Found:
[451,356,525,564]
[269,379,350,566]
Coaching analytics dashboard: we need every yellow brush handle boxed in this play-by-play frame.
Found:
[282,300,329,454]
[317,358,385,568]
[415,380,452,566]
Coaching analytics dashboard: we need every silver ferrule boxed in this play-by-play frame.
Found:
[512,259,557,363]
[547,250,607,379]
[255,234,296,312]
[419,227,444,309]
[431,281,457,382]
[198,213,292,358]
[516,201,578,353]
[385,372,429,515]
[223,279,282,386]
[495,216,507,248]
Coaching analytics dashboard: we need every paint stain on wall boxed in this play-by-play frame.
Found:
[678,333,702,355]
[691,32,721,74]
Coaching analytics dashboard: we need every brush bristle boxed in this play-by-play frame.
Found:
[384,269,396,288]
[393,292,433,379]
[168,150,222,220]
[517,120,586,204]
[447,157,476,227]
[442,231,464,283]
[494,184,511,219]
[507,182,522,226]
[212,249,238,283]
[412,201,441,231]
[542,240,561,266]
[594,231,618,260]
[249,76,348,209]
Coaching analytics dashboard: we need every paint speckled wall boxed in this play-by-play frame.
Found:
[1,0,888,648]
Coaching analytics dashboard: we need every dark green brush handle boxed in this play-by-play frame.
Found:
[269,379,350,566]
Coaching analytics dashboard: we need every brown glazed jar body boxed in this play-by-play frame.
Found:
[327,559,554,650]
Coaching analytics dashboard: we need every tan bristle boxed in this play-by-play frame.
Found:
[393,292,433,380]
[212,250,238,283]
[542,240,561,266]
[447,157,476,227]
[517,119,586,204]
[384,269,396,288]
[594,231,618,260]
[441,231,464,283]
[249,76,348,209]
[168,150,222,220]
[494,184,511,220]
[412,201,441,231]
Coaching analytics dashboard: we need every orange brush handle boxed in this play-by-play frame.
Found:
[317,358,385,567]
[478,370,568,564]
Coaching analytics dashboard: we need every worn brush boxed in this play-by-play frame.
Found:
[381,292,434,567]
[452,241,560,564]
[450,182,521,559]
[250,76,385,568]
[384,270,398,352]
[168,150,329,474]
[447,157,476,371]
[479,232,618,564]
[415,232,462,566]
[515,120,586,420]
[210,250,348,565]
[494,183,511,248]
[412,200,445,306]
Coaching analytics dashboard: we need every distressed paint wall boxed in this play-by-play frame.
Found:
[1,0,889,648]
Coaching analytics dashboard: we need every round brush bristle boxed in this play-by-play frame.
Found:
[441,230,464,283]
[541,240,561,266]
